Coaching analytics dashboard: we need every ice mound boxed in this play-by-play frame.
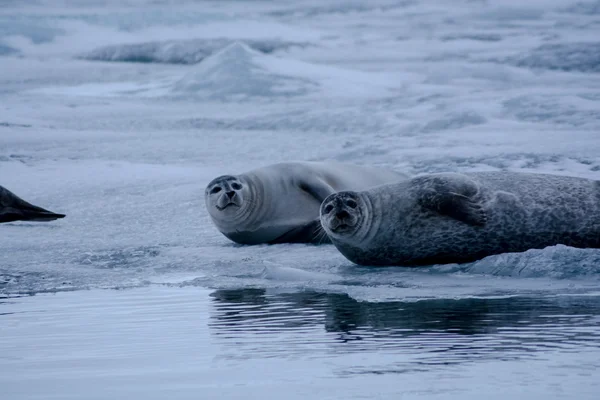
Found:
[0,16,63,44]
[35,41,396,100]
[170,41,315,98]
[169,41,399,99]
[462,245,600,279]
[503,95,600,128]
[420,111,487,133]
[80,38,305,65]
[0,43,18,56]
[562,1,600,15]
[507,42,600,73]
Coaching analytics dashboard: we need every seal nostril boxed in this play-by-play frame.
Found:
[336,210,350,219]
[226,191,235,199]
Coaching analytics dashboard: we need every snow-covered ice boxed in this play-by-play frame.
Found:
[1,0,600,398]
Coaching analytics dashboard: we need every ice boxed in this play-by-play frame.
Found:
[80,38,307,65]
[0,15,63,44]
[464,245,600,279]
[31,40,408,100]
[171,41,315,98]
[0,43,18,56]
[506,42,600,73]
[0,0,599,323]
[562,1,600,14]
[261,263,339,282]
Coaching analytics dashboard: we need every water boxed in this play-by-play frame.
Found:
[1,0,600,398]
[2,287,600,399]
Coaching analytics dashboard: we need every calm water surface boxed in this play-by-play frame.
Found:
[1,287,599,399]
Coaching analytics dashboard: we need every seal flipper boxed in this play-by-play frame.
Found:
[298,178,336,203]
[269,219,331,244]
[412,174,487,226]
[0,186,66,223]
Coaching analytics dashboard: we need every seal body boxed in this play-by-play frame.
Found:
[320,172,600,266]
[0,186,66,223]
[205,162,407,245]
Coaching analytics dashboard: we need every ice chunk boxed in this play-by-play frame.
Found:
[0,16,63,44]
[80,38,306,65]
[562,1,600,15]
[506,42,600,73]
[0,43,18,56]
[261,263,338,282]
[171,41,314,98]
[169,41,400,99]
[464,245,600,279]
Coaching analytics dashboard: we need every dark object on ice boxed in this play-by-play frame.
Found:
[205,162,407,245]
[320,172,600,266]
[0,185,65,223]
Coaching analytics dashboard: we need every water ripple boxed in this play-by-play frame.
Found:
[209,289,600,367]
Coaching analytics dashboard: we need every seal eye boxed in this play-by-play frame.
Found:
[346,199,357,209]
[231,182,242,190]
[323,204,334,214]
[211,186,222,194]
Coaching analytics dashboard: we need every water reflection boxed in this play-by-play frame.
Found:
[209,288,600,369]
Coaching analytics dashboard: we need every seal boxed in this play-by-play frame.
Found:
[205,161,407,245]
[0,185,66,223]
[320,172,600,266]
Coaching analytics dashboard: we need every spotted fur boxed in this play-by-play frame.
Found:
[320,172,600,266]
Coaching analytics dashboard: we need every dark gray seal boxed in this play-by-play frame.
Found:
[319,172,600,266]
[0,186,66,223]
[205,161,407,245]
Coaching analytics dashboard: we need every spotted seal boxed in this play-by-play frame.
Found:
[205,161,407,245]
[0,186,66,223]
[320,172,600,266]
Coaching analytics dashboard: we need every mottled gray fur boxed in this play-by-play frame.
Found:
[205,161,407,245]
[320,172,600,266]
[0,186,66,223]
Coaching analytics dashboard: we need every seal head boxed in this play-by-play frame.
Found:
[205,175,246,212]
[204,174,257,234]
[320,191,366,239]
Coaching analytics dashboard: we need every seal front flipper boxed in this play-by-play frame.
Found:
[412,174,487,226]
[298,177,336,203]
[0,185,66,223]
[269,219,331,244]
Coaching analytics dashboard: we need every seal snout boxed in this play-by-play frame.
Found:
[216,190,242,211]
[335,210,350,220]
[320,191,361,235]
[206,175,245,212]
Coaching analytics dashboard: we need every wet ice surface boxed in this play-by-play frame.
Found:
[1,0,600,398]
